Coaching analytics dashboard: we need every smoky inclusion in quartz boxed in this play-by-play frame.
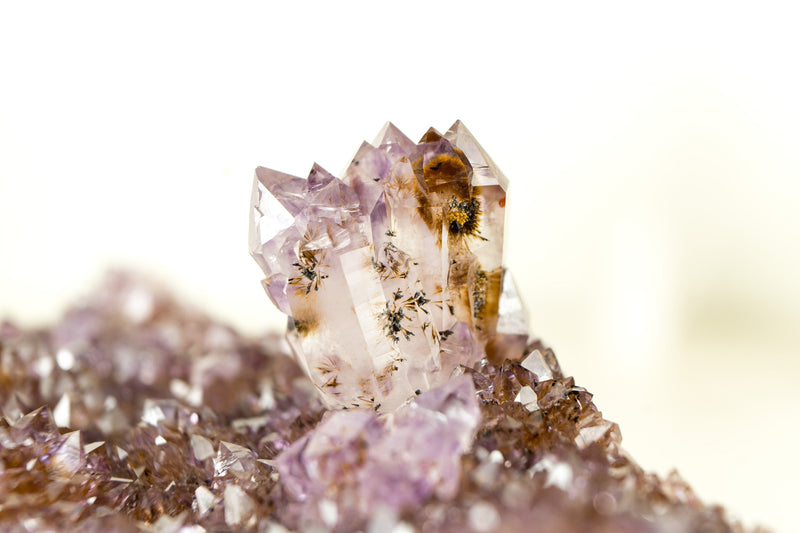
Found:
[249,122,528,410]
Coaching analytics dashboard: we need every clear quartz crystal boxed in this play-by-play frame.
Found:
[250,122,510,410]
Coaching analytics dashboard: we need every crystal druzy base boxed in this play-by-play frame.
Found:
[0,274,759,532]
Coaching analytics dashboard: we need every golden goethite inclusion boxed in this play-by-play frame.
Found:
[249,122,529,410]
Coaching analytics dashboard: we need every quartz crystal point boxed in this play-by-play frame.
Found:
[250,122,521,410]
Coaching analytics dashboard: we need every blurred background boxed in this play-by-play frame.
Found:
[1,2,797,531]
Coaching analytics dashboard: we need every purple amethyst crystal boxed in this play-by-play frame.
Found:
[249,122,528,410]
[276,375,479,524]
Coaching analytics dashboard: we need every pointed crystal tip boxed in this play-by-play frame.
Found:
[372,122,414,150]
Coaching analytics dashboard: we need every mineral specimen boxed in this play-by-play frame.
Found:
[249,122,527,410]
[0,124,766,532]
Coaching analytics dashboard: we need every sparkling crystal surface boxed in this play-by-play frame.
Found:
[0,273,763,532]
[250,122,515,410]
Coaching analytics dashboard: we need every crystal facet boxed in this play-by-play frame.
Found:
[276,374,480,517]
[250,122,510,410]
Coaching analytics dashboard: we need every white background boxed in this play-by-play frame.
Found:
[1,2,798,531]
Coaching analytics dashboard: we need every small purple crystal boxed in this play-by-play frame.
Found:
[276,375,479,523]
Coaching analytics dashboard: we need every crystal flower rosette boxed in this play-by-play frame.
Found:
[249,121,527,410]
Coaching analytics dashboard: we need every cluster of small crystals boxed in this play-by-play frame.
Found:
[0,273,325,532]
[0,274,762,532]
[249,122,528,411]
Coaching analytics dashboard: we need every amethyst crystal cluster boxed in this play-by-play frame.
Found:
[0,124,764,532]
[249,121,526,411]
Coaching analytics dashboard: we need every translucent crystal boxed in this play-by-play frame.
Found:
[275,375,480,516]
[250,122,512,410]
[214,441,257,478]
[224,484,256,527]
[194,485,216,516]
[50,430,84,476]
